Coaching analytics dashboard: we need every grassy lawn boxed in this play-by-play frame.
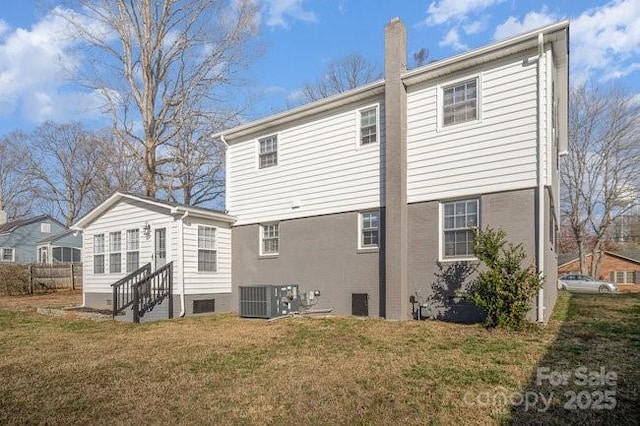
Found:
[0,292,638,425]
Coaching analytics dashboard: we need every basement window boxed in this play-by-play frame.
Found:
[260,223,279,255]
[193,299,215,314]
[359,211,380,249]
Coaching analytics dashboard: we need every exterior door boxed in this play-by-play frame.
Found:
[352,293,369,317]
[154,228,167,270]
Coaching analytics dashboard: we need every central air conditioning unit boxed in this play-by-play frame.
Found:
[239,284,299,319]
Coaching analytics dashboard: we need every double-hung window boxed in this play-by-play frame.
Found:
[1,248,15,262]
[359,107,378,145]
[94,234,105,274]
[109,231,122,273]
[126,229,140,273]
[360,211,379,248]
[261,223,279,255]
[442,199,479,258]
[198,226,217,272]
[259,135,278,169]
[442,78,478,127]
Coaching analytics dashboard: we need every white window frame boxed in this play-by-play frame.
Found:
[93,234,105,274]
[358,210,380,250]
[437,75,482,131]
[198,225,218,273]
[260,223,279,256]
[257,134,278,169]
[41,223,51,233]
[439,198,479,261]
[109,231,122,274]
[126,229,140,273]
[356,104,380,147]
[1,247,15,262]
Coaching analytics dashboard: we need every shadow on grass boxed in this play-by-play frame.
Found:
[507,292,640,425]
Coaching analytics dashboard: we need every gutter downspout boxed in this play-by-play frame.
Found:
[536,32,545,323]
[179,210,189,317]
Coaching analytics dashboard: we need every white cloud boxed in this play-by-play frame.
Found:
[439,28,468,51]
[0,19,9,38]
[0,7,109,124]
[286,88,305,103]
[571,0,640,82]
[423,0,506,26]
[493,8,557,40]
[464,19,486,35]
[264,0,317,28]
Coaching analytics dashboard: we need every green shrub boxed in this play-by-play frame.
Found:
[470,227,542,329]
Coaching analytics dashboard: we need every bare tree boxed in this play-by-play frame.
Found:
[161,114,226,207]
[29,121,98,227]
[90,130,145,204]
[57,0,259,197]
[561,84,640,277]
[0,132,35,219]
[301,53,382,102]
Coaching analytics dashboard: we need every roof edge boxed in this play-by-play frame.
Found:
[72,192,236,230]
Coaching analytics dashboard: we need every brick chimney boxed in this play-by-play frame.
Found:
[384,17,409,320]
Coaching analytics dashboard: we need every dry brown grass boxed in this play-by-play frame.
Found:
[0,292,638,425]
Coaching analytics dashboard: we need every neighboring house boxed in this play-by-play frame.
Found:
[215,19,569,322]
[72,192,235,319]
[36,230,83,264]
[559,251,640,284]
[0,214,72,263]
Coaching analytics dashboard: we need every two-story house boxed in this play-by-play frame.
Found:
[217,18,569,322]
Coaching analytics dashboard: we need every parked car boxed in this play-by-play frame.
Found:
[558,274,619,293]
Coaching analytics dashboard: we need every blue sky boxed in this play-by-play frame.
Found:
[0,0,639,134]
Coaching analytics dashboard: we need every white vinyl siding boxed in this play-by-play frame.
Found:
[81,200,179,294]
[227,99,385,225]
[183,218,231,294]
[1,247,15,262]
[197,226,217,272]
[261,223,279,255]
[407,54,547,203]
[93,234,105,274]
[258,135,278,169]
[442,199,478,259]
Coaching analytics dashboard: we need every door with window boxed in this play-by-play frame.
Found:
[154,228,167,270]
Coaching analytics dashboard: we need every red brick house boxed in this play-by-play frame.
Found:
[558,251,640,284]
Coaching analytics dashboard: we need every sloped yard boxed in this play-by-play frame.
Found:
[0,291,638,425]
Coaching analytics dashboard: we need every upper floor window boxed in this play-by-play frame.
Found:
[442,78,478,127]
[259,135,278,169]
[360,211,379,248]
[1,247,15,262]
[359,107,378,145]
[261,223,279,255]
[41,223,51,233]
[442,199,479,259]
[198,226,217,272]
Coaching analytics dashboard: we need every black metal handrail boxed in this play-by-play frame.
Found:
[132,262,173,323]
[111,263,151,317]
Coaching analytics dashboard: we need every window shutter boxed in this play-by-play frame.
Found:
[635,271,640,284]
[610,271,615,281]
